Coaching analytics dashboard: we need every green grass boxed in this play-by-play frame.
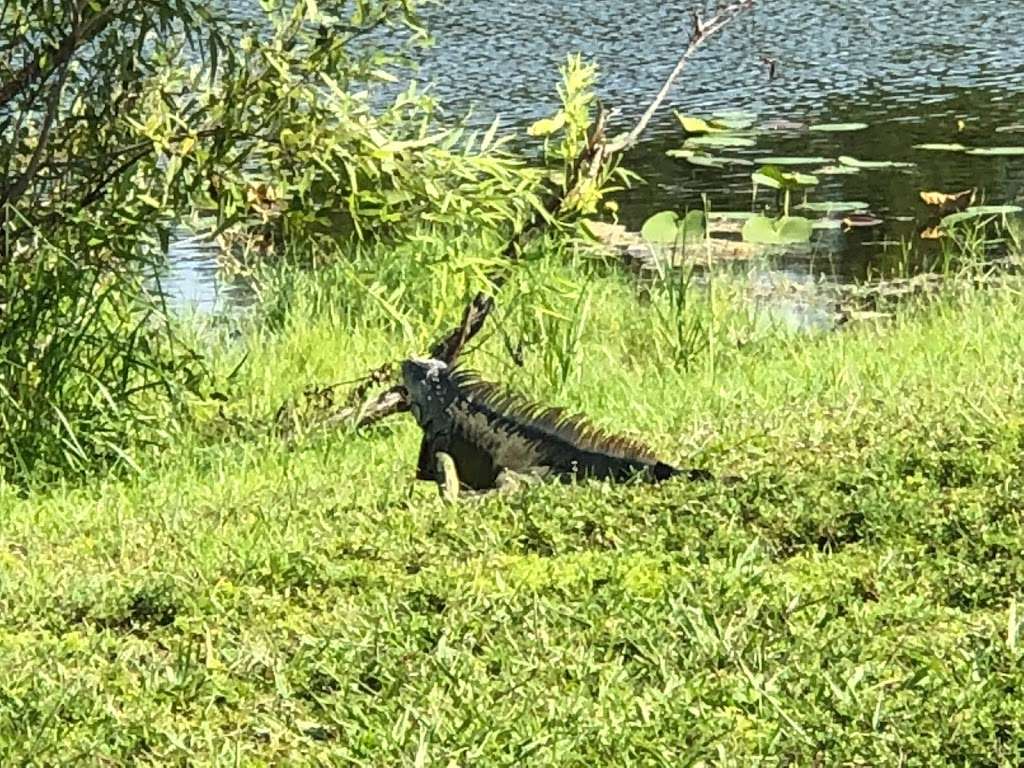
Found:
[3,265,1024,765]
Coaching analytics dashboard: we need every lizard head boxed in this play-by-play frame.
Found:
[401,357,457,427]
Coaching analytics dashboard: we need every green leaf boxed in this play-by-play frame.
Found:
[941,205,1023,227]
[676,210,706,242]
[754,156,833,166]
[796,201,870,213]
[812,219,843,230]
[684,135,757,149]
[710,116,756,131]
[752,165,818,191]
[640,211,679,243]
[838,155,915,169]
[639,210,705,244]
[527,112,566,137]
[752,168,784,190]
[742,215,813,244]
[966,146,1024,156]
[809,122,869,132]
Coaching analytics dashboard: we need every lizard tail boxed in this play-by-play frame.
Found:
[653,462,714,483]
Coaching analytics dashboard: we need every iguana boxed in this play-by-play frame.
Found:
[401,357,712,497]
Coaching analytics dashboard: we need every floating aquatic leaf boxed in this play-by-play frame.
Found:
[741,215,813,245]
[711,116,756,131]
[797,201,869,213]
[966,146,1024,156]
[838,155,915,169]
[812,219,843,230]
[527,111,566,137]
[685,135,757,149]
[919,189,973,209]
[761,119,806,131]
[842,214,884,228]
[814,165,861,176]
[675,113,721,134]
[941,205,1023,227]
[809,122,869,132]
[640,211,679,243]
[753,165,819,191]
[755,156,833,166]
[666,149,733,168]
[684,154,729,168]
[995,124,1024,133]
[913,143,967,151]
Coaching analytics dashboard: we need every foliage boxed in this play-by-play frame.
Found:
[0,0,625,483]
[0,0,448,482]
[2,270,1024,763]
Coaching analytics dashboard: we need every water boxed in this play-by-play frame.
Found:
[167,0,1024,311]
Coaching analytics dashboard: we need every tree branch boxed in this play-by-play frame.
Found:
[297,1,757,434]
[0,5,116,110]
[605,1,754,154]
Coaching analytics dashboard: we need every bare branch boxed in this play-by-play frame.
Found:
[605,1,754,154]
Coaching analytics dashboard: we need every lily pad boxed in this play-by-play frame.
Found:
[668,149,751,168]
[742,215,813,245]
[640,211,679,243]
[913,143,967,152]
[754,156,833,166]
[966,147,1024,156]
[685,135,757,149]
[811,219,843,231]
[711,116,757,131]
[684,154,730,168]
[842,214,884,228]
[753,165,819,190]
[797,201,870,213]
[809,122,869,132]
[941,205,1023,227]
[838,155,915,170]
[814,165,861,176]
[640,209,706,243]
[675,113,722,134]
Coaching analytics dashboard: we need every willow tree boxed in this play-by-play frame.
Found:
[0,0,544,482]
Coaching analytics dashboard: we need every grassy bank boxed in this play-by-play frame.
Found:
[2,265,1024,764]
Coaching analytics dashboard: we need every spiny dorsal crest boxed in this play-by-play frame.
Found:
[448,368,661,463]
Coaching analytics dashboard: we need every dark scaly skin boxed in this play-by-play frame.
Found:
[402,358,712,492]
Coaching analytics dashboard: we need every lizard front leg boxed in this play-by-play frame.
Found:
[435,451,461,503]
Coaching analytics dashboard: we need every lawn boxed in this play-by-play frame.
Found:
[2,271,1024,765]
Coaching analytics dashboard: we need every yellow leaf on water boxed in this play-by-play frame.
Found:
[920,189,974,208]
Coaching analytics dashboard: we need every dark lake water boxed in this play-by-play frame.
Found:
[165,0,1024,312]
